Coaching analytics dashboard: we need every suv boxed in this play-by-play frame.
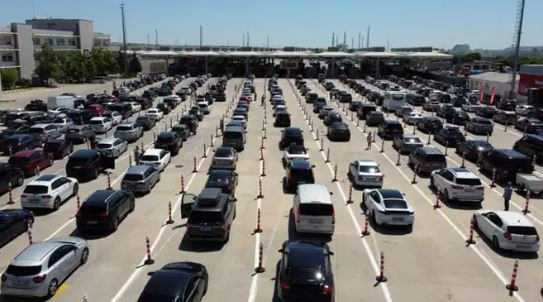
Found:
[95,137,128,159]
[284,158,315,192]
[513,134,543,164]
[408,146,447,175]
[121,165,160,194]
[433,126,465,147]
[154,131,183,155]
[493,110,517,125]
[180,115,198,134]
[377,120,403,139]
[0,163,24,194]
[480,149,534,183]
[279,127,304,150]
[66,149,115,180]
[21,175,79,210]
[65,125,95,144]
[76,190,135,233]
[466,117,493,135]
[416,117,443,134]
[324,112,342,126]
[28,124,62,141]
[114,123,143,143]
[305,92,318,103]
[430,168,484,203]
[134,116,155,131]
[181,188,236,243]
[1,134,41,155]
[274,112,291,127]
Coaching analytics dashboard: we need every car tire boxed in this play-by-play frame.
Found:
[80,248,89,265]
[47,279,58,297]
[16,175,24,187]
[72,184,79,197]
[129,200,135,213]
[110,217,119,232]
[372,210,380,226]
[443,190,449,203]
[53,197,61,211]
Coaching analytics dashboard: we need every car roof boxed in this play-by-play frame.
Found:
[91,116,107,120]
[419,146,442,155]
[493,211,535,227]
[356,160,378,166]
[85,189,118,205]
[127,164,153,174]
[140,269,193,300]
[297,184,332,205]
[97,137,119,144]
[71,149,100,159]
[12,241,64,265]
[143,148,164,156]
[377,189,404,199]
[30,124,50,129]
[12,149,38,158]
[448,168,478,179]
[32,174,61,184]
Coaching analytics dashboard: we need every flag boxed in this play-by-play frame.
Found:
[489,87,496,104]
[479,84,484,102]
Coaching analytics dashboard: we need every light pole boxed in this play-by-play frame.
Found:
[121,3,128,75]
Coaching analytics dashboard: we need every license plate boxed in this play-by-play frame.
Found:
[73,166,82,169]
[392,217,404,222]
[308,219,322,224]
[87,220,98,225]
[13,279,29,287]
[200,226,211,231]
[466,187,475,192]
[516,244,530,249]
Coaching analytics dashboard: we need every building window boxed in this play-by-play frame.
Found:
[1,54,14,62]
[47,38,53,46]
[56,39,65,46]
[33,38,40,45]
[69,39,76,46]
[0,36,12,45]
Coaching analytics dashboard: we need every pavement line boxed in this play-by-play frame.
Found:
[327,80,527,302]
[247,159,263,302]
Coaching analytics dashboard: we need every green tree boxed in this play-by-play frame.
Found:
[63,51,87,82]
[91,49,119,76]
[128,53,142,74]
[0,68,19,89]
[34,44,63,85]
[464,52,481,62]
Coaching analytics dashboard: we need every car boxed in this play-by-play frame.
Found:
[189,106,204,121]
[102,111,123,125]
[139,148,171,172]
[157,103,171,115]
[146,108,164,121]
[279,127,304,150]
[327,122,350,141]
[51,117,74,133]
[363,189,414,227]
[0,209,34,248]
[231,115,247,129]
[88,103,106,116]
[0,163,25,194]
[1,134,43,155]
[473,210,539,252]
[416,117,443,134]
[476,106,497,118]
[395,105,413,117]
[89,117,113,134]
[21,175,79,210]
[516,105,534,116]
[436,104,455,120]
[378,120,403,139]
[393,135,424,154]
[181,188,236,243]
[273,105,287,117]
[433,126,465,147]
[515,118,543,134]
[274,112,291,127]
[276,240,335,302]
[9,149,53,177]
[43,139,73,159]
[365,111,385,126]
[95,137,128,159]
[171,124,191,141]
[403,111,423,125]
[493,110,517,125]
[284,158,315,192]
[423,100,440,112]
[136,262,208,302]
[455,140,494,161]
[154,131,183,155]
[318,106,334,119]
[197,101,210,115]
[313,98,327,113]
[357,103,377,120]
[513,134,543,164]
[28,124,62,141]
[205,169,238,198]
[283,144,309,166]
[134,116,156,131]
[305,92,318,104]
[178,115,197,135]
[324,112,342,126]
[121,165,161,194]
[408,146,447,175]
[65,125,95,144]
[76,190,135,232]
[466,117,493,135]
[114,123,143,143]
[430,168,484,203]
[479,149,533,183]
[66,149,115,181]
[349,100,364,112]
[449,110,470,125]
[210,147,238,170]
[348,160,383,188]
[0,237,88,298]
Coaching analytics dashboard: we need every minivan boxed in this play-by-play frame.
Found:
[121,165,160,194]
[223,125,246,151]
[293,184,335,235]
[480,149,534,183]
[76,190,135,232]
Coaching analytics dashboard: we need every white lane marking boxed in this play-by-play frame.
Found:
[288,80,394,302]
[327,79,527,302]
[247,159,264,302]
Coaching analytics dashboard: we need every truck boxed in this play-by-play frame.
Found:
[382,91,407,112]
[47,95,84,110]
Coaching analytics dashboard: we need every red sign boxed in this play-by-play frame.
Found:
[518,73,543,96]
[479,84,484,101]
[489,87,496,104]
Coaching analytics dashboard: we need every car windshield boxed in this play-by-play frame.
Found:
[215,149,233,157]
[141,155,159,162]
[405,137,421,143]
[123,174,144,181]
[23,185,48,194]
[456,178,482,186]
[383,199,408,209]
[189,211,224,223]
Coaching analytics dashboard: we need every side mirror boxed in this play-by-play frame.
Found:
[312,165,316,168]
[328,251,334,256]
[278,248,284,253]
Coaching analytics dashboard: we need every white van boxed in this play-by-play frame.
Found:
[382,91,407,112]
[89,117,112,134]
[293,184,335,235]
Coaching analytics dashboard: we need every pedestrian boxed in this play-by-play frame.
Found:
[503,182,513,211]
[261,95,265,106]
[366,132,372,150]
[89,136,96,149]
[134,146,141,165]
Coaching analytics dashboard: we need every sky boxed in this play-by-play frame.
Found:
[1,0,542,50]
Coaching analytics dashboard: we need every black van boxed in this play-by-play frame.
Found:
[76,190,135,233]
[223,126,246,151]
[378,120,404,139]
[181,188,236,243]
[357,103,377,120]
[480,149,534,182]
[513,135,543,164]
[66,149,115,181]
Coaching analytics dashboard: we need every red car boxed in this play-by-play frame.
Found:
[8,149,53,177]
[239,96,252,103]
[88,104,106,116]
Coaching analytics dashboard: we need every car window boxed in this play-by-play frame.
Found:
[369,191,381,203]
[487,213,503,227]
[48,245,72,268]
[51,178,63,189]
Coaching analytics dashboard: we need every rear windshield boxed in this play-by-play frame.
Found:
[96,143,112,149]
[387,123,403,130]
[6,265,42,276]
[424,154,446,162]
[224,131,242,139]
[189,211,224,223]
[456,178,482,186]
[215,149,232,157]
[474,119,491,125]
[67,128,80,133]
[383,199,407,209]
[90,120,103,125]
[156,136,172,143]
[80,204,106,215]
[504,158,532,169]
[359,165,380,173]
[116,125,133,131]
[123,174,144,181]
[24,185,48,194]
[299,204,334,216]
[141,155,159,162]
[507,226,537,235]
[68,157,92,165]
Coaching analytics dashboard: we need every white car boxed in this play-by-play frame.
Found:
[139,148,171,171]
[129,102,142,113]
[197,101,210,114]
[349,160,383,188]
[283,144,309,165]
[403,111,423,125]
[103,111,123,125]
[95,137,128,158]
[231,115,247,129]
[363,189,414,227]
[21,175,78,210]
[146,108,164,121]
[89,116,113,134]
[516,105,533,116]
[51,117,74,133]
[430,167,484,203]
[462,104,483,113]
[473,210,540,252]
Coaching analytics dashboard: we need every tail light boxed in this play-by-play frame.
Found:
[451,185,463,190]
[331,208,335,225]
[280,282,290,290]
[476,186,484,190]
[41,195,51,199]
[287,173,292,182]
[296,206,301,217]
[322,284,333,294]
[99,212,109,218]
[32,274,47,283]
[1,273,6,282]
[504,232,512,240]
[536,234,540,242]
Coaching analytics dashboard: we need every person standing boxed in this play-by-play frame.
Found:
[503,182,513,211]
[366,132,372,150]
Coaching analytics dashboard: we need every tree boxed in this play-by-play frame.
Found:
[464,52,481,62]
[34,44,63,85]
[92,49,119,76]
[0,68,19,89]
[128,53,142,75]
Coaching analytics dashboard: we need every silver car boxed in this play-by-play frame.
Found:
[210,147,238,170]
[1,237,88,298]
[393,135,424,154]
[95,137,128,158]
[65,125,95,143]
[114,122,143,143]
[121,165,160,194]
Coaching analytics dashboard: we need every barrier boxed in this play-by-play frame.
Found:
[326,148,330,163]
[522,192,531,215]
[346,184,353,204]
[396,151,401,166]
[257,179,264,198]
[361,212,370,236]
[166,201,174,224]
[316,129,319,141]
[203,144,207,158]
[260,136,265,150]
[461,151,466,168]
[320,137,324,151]
[372,131,376,143]
[427,133,431,145]
[375,252,388,282]
[144,236,154,265]
[380,139,385,153]
[332,164,338,182]
[490,168,497,188]
[411,171,417,184]
[261,159,266,177]
[180,175,186,193]
[210,135,214,147]
[505,259,519,292]
[107,173,112,190]
[27,224,33,245]
[254,243,265,273]
[260,148,264,160]
[254,208,263,233]
[466,216,476,245]
[193,157,198,173]
[76,195,81,211]
[7,182,14,205]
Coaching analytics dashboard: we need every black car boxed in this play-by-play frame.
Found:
[284,158,315,192]
[513,134,543,164]
[476,106,497,118]
[76,189,135,233]
[275,112,291,127]
[181,188,236,243]
[157,103,171,115]
[480,149,533,183]
[433,126,465,147]
[349,101,363,112]
[515,118,543,134]
[189,107,203,121]
[451,96,467,107]
[305,92,318,104]
[1,134,42,155]
[378,120,404,139]
[232,108,248,119]
[276,241,334,302]
[205,169,238,198]
[324,112,342,126]
[357,103,377,120]
[155,131,183,155]
[416,117,443,134]
[66,149,115,181]
[157,87,172,96]
[313,97,327,113]
[279,127,304,150]
[180,115,198,134]
[436,104,455,119]
[0,209,34,248]
[338,92,352,103]
[135,116,156,131]
[24,100,47,112]
[0,163,24,195]
[327,122,350,141]
[455,140,494,161]
[43,139,73,159]
[137,262,208,302]
[449,110,470,125]
[407,94,426,106]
